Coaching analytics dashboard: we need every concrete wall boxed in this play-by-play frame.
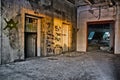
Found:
[115,4,120,54]
[0,0,1,64]
[77,4,120,54]
[1,0,77,64]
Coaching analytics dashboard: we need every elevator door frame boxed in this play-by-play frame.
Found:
[24,15,41,58]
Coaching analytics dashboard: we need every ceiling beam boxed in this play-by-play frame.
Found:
[84,0,93,5]
[76,0,117,8]
[92,2,112,7]
[66,0,75,4]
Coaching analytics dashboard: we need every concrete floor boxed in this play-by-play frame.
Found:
[0,52,120,80]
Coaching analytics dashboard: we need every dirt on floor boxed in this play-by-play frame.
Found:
[0,51,120,80]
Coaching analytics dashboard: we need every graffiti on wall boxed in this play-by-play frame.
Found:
[46,23,54,54]
[4,18,19,49]
[54,26,61,42]
[54,25,66,41]
[46,23,69,55]
[4,18,18,30]
[54,25,68,54]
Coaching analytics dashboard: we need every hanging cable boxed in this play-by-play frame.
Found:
[98,6,101,20]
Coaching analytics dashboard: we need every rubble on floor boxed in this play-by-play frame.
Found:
[0,52,120,80]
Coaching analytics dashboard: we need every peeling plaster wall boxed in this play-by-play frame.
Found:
[1,0,31,64]
[1,0,77,64]
[77,4,120,54]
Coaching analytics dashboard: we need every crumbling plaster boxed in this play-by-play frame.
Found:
[0,0,77,64]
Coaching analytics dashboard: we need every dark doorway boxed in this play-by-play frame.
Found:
[25,33,37,58]
[24,16,38,58]
[87,21,114,52]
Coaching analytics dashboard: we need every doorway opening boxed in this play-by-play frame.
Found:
[24,16,38,58]
[62,24,69,52]
[25,33,37,58]
[87,21,114,53]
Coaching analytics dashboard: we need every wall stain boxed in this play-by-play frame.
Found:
[4,18,19,49]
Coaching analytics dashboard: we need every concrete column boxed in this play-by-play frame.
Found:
[77,22,87,52]
[77,9,88,52]
[115,4,120,54]
[37,19,41,56]
[109,24,113,48]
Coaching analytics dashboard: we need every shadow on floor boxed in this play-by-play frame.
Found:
[112,54,120,80]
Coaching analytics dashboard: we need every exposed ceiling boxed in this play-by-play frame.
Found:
[67,0,119,7]
[67,0,75,4]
